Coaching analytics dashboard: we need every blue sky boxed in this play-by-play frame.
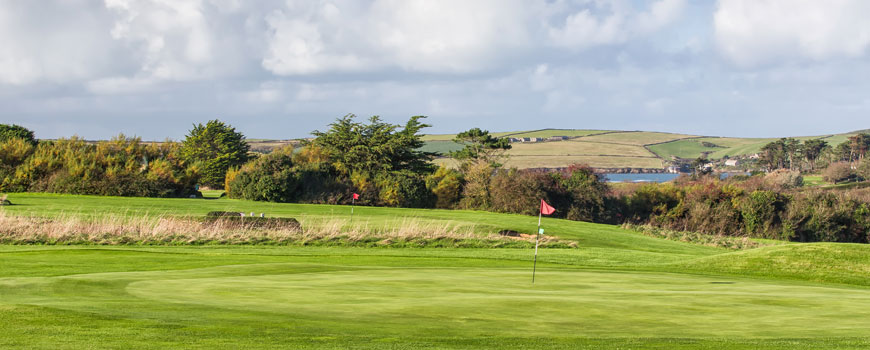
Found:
[1,0,869,140]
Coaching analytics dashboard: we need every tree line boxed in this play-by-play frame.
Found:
[0,120,248,197]
[759,134,870,172]
[2,118,869,243]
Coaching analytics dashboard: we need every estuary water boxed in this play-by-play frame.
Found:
[602,173,679,183]
[602,172,750,183]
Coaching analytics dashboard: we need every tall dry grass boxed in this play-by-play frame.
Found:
[0,211,569,247]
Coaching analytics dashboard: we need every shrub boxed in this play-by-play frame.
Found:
[558,165,609,222]
[459,160,494,209]
[824,162,855,183]
[0,124,36,145]
[857,159,870,181]
[227,146,297,202]
[426,167,464,209]
[783,191,868,243]
[0,138,36,190]
[376,171,434,208]
[4,135,195,197]
[489,169,554,216]
[763,169,803,190]
[740,190,786,238]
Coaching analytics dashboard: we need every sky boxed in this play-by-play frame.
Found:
[1,0,870,140]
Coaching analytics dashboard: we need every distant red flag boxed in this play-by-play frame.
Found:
[353,193,360,200]
[540,199,555,215]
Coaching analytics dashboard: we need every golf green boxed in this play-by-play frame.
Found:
[127,266,870,338]
[3,246,870,349]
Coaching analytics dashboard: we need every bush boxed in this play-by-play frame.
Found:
[489,169,554,216]
[227,147,297,202]
[558,165,609,222]
[3,135,196,197]
[740,190,786,238]
[764,169,803,190]
[824,162,855,183]
[0,124,36,145]
[857,159,870,182]
[426,167,464,209]
[783,191,869,243]
[376,171,434,208]
[459,160,494,209]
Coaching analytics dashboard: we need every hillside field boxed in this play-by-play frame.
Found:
[3,193,870,349]
[422,129,865,169]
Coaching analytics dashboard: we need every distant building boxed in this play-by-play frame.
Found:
[549,136,569,141]
[509,138,521,143]
[749,153,761,159]
[533,137,544,142]
[725,159,741,167]
[521,137,532,142]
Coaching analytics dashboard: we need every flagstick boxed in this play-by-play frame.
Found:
[350,197,355,225]
[533,210,541,284]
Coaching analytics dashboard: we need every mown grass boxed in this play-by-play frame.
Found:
[4,193,870,349]
[3,245,870,349]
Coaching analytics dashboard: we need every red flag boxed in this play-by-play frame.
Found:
[540,199,555,215]
[353,193,359,200]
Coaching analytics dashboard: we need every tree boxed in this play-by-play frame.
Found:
[802,139,829,171]
[760,140,784,170]
[760,138,799,170]
[179,120,250,188]
[448,128,511,169]
[309,114,436,177]
[0,124,37,145]
[831,141,853,163]
[783,138,801,170]
[691,157,711,175]
[848,133,870,163]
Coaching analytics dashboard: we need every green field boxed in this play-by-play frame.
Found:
[3,193,870,348]
[503,129,610,138]
[420,128,866,169]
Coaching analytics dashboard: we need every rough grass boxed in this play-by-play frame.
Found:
[0,211,571,248]
[623,224,771,250]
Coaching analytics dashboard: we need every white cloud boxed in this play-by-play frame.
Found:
[547,0,687,49]
[715,0,870,66]
[0,1,121,85]
[105,0,215,80]
[261,0,532,75]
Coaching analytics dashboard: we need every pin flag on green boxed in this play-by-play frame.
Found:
[533,199,556,283]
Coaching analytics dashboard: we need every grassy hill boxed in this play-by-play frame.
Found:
[423,128,866,169]
[3,193,870,348]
